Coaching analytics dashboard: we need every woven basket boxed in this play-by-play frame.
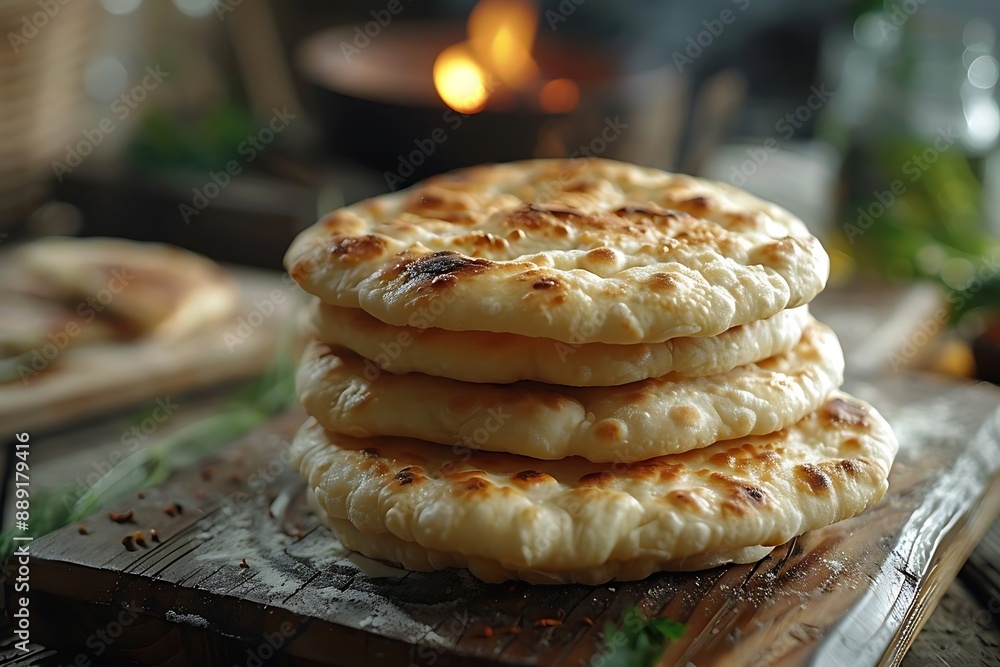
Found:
[0,0,96,231]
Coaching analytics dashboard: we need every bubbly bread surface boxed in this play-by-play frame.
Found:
[296,319,844,462]
[285,159,829,344]
[293,393,897,584]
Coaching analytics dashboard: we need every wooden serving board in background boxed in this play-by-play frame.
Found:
[0,268,294,434]
[7,373,1000,667]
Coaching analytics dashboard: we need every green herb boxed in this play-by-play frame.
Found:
[600,607,685,667]
[0,343,296,561]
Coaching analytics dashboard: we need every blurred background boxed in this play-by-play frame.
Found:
[3,4,1000,662]
[1,0,1000,379]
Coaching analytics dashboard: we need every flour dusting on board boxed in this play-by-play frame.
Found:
[165,611,209,628]
[189,493,442,642]
[332,585,452,645]
[284,530,349,570]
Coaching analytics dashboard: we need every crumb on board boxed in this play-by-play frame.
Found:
[133,531,147,548]
[481,626,493,638]
[121,534,137,551]
[108,510,134,524]
[77,525,89,535]
[535,619,562,628]
[239,558,249,569]
[164,503,183,517]
[583,617,594,626]
[200,468,214,481]
[137,491,145,499]
[150,528,160,543]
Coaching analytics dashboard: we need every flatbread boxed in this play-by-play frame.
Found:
[285,159,829,344]
[296,319,844,462]
[309,301,811,386]
[0,294,120,358]
[14,236,240,340]
[292,392,898,584]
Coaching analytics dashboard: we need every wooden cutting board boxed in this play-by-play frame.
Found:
[0,268,295,434]
[7,373,1000,666]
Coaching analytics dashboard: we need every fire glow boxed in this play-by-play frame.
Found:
[433,0,579,114]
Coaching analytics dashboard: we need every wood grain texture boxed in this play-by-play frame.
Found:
[4,374,1000,666]
[902,574,1000,666]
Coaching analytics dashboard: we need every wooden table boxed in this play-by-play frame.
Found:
[2,279,999,666]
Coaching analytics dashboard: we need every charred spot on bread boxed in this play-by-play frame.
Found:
[532,277,559,290]
[512,470,550,484]
[399,251,492,288]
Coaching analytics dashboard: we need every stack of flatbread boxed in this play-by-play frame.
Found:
[285,159,898,585]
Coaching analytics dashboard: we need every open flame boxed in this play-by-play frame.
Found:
[468,0,539,90]
[433,43,490,114]
[433,0,577,114]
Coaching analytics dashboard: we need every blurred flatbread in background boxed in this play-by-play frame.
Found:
[0,293,120,359]
[12,236,241,340]
[0,237,295,433]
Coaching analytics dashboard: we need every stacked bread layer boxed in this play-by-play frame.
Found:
[284,159,898,584]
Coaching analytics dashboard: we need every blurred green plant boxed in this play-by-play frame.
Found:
[823,2,1000,321]
[128,102,258,171]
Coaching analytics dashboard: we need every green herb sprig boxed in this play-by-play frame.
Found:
[601,607,685,667]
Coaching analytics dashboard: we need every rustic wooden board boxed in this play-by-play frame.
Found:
[6,374,1000,667]
[0,268,293,434]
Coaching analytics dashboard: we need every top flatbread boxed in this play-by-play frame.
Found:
[285,159,829,344]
